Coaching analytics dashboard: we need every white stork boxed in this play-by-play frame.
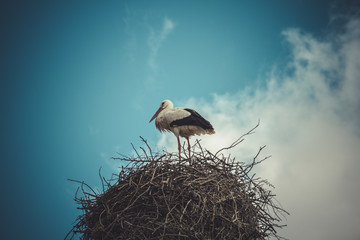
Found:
[149,100,215,159]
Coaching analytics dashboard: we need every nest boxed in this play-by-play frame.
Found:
[66,125,288,240]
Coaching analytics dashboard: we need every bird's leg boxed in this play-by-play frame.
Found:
[177,135,181,160]
[186,137,191,159]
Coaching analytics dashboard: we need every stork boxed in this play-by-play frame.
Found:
[149,100,215,159]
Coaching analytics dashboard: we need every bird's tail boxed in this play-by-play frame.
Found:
[207,129,215,134]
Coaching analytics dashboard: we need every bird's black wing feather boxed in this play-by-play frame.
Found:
[170,108,214,130]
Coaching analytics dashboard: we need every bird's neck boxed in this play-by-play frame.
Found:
[158,106,173,117]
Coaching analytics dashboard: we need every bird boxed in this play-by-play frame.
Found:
[149,100,215,159]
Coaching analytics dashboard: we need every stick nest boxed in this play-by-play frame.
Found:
[66,125,288,240]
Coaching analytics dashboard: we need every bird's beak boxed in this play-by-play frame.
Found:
[149,107,163,123]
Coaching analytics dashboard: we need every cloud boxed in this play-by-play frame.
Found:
[156,17,360,240]
[147,17,175,71]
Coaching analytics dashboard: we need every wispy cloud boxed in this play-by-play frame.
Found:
[156,17,360,240]
[147,17,175,71]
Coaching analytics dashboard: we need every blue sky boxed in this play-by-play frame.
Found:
[1,1,360,239]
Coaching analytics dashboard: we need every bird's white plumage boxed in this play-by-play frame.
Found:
[155,107,190,132]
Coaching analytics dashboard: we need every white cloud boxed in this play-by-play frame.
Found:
[148,17,175,71]
[156,18,360,240]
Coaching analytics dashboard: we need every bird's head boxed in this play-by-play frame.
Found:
[149,100,173,123]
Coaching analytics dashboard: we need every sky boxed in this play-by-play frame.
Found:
[1,0,360,239]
